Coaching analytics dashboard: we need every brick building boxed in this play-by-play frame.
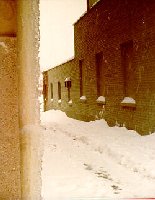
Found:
[43,0,155,135]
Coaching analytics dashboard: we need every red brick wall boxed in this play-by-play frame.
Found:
[45,0,155,135]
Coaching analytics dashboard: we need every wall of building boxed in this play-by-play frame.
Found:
[0,0,17,36]
[0,1,21,199]
[46,58,107,122]
[88,0,100,9]
[0,0,41,199]
[45,0,155,135]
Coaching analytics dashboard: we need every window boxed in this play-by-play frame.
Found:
[95,52,104,97]
[68,88,71,101]
[50,83,53,99]
[58,82,61,100]
[79,60,84,97]
[43,72,48,101]
[121,40,133,96]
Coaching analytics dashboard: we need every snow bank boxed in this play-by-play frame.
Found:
[41,110,155,180]
[41,110,155,198]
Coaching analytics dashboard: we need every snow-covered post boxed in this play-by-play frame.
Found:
[17,0,43,199]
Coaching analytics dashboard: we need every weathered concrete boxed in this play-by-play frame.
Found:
[0,0,41,199]
[17,0,41,199]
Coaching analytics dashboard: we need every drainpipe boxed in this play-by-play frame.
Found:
[87,0,89,11]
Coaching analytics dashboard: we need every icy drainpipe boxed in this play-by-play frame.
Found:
[17,0,43,199]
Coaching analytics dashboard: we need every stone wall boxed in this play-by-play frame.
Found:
[44,0,155,135]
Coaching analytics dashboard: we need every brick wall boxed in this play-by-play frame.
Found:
[45,0,155,135]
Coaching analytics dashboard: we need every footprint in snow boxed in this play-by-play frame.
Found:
[83,163,93,171]
[95,170,113,181]
[111,184,122,194]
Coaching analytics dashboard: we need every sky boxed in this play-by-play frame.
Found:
[39,0,87,71]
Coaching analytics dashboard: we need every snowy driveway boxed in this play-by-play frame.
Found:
[41,110,155,199]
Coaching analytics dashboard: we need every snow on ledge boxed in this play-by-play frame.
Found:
[96,96,106,104]
[121,97,136,107]
[80,96,87,101]
[65,77,71,81]
[121,97,136,104]
[68,100,72,105]
[58,99,61,104]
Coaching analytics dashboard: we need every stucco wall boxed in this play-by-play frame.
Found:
[0,0,21,198]
[0,37,21,199]
[0,0,42,198]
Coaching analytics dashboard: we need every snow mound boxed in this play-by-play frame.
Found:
[121,97,136,104]
[41,110,155,199]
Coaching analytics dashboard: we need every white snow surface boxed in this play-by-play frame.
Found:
[96,96,105,103]
[41,110,155,199]
[80,96,87,101]
[68,100,72,104]
[58,99,62,103]
[65,77,71,81]
[121,97,136,104]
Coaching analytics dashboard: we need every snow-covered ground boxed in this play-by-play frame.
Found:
[41,110,155,199]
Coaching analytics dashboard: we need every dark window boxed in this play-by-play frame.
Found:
[68,89,71,101]
[58,82,61,100]
[96,52,104,96]
[79,60,84,96]
[121,40,133,95]
[50,83,53,99]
